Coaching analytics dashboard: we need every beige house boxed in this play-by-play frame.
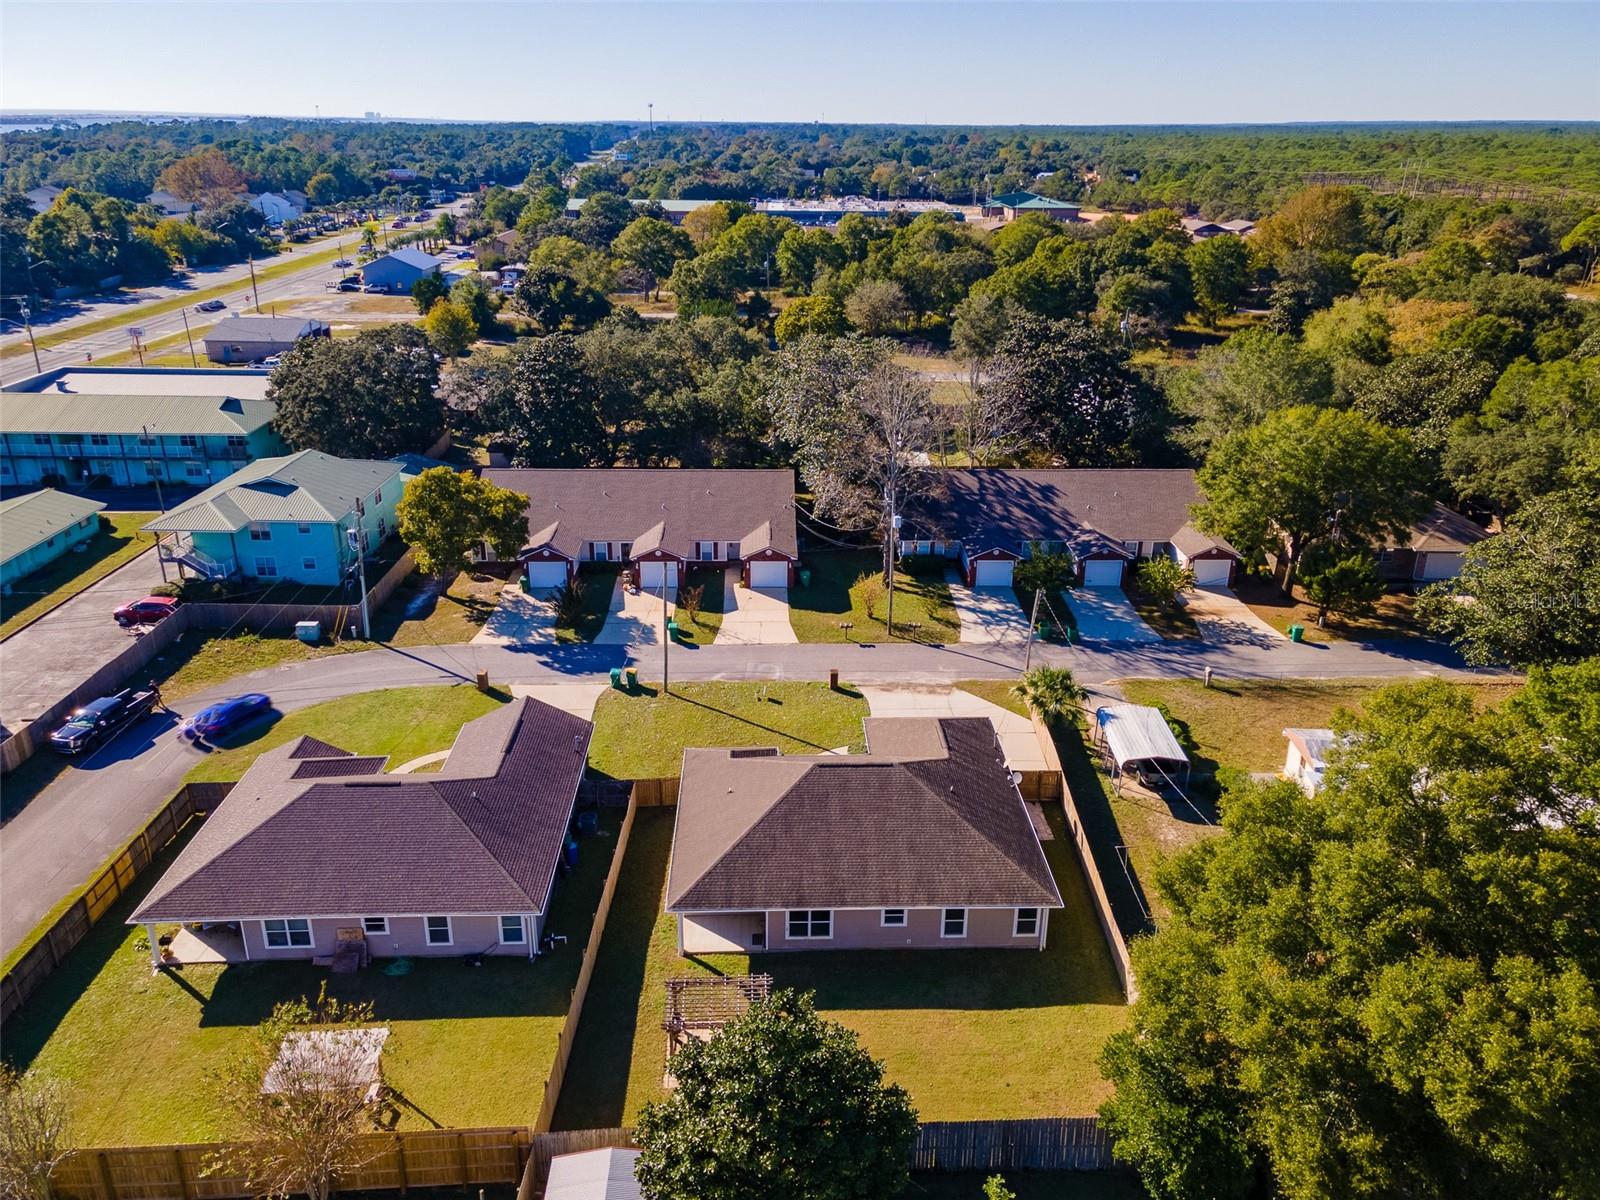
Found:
[666,717,1062,954]
[129,698,593,965]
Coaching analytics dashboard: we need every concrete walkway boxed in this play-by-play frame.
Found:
[714,575,798,645]
[470,585,557,646]
[508,682,608,721]
[1182,586,1286,647]
[860,684,1048,773]
[594,577,674,645]
[946,573,1030,645]
[1065,587,1162,643]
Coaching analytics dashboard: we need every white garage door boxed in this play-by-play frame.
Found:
[638,560,680,590]
[1082,558,1125,588]
[1190,557,1233,586]
[525,560,568,589]
[973,558,1014,586]
[749,559,789,588]
[1419,552,1463,581]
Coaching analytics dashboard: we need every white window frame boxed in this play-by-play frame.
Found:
[301,556,317,572]
[179,434,199,449]
[185,461,205,478]
[591,541,609,562]
[297,522,312,534]
[33,433,51,445]
[1014,907,1040,937]
[263,918,312,948]
[254,556,278,577]
[425,915,453,945]
[880,908,907,928]
[362,916,388,935]
[372,488,383,504]
[699,541,716,561]
[249,524,272,541]
[499,915,526,944]
[786,910,832,940]
[941,908,967,939]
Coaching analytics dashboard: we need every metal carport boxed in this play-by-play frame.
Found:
[1094,704,1191,792]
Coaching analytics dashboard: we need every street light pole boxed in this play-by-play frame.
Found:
[885,507,902,638]
[179,306,199,367]
[18,303,41,373]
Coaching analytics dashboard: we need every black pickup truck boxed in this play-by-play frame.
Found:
[47,687,161,756]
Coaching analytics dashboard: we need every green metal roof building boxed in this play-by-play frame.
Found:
[0,488,106,589]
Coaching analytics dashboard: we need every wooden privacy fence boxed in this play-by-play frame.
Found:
[1031,712,1137,1001]
[629,777,678,807]
[49,1127,531,1200]
[531,795,639,1133]
[521,1129,638,1200]
[913,1118,1115,1171]
[1,781,232,1025]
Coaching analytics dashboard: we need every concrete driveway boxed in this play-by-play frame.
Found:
[469,585,558,646]
[1181,586,1286,647]
[594,576,673,645]
[714,574,797,645]
[860,685,1048,774]
[946,573,1031,645]
[1065,587,1162,643]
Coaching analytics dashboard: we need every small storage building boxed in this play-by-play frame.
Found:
[203,316,330,364]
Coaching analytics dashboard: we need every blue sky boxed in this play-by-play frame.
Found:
[2,1,1596,124]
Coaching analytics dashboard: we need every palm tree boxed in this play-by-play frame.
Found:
[1011,666,1086,723]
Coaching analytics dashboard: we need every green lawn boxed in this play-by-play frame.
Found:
[182,684,508,784]
[1,807,622,1145]
[1124,587,1200,641]
[559,565,621,643]
[587,681,868,780]
[552,805,1129,1129]
[674,566,727,643]
[789,550,960,643]
[954,678,1030,718]
[0,513,157,639]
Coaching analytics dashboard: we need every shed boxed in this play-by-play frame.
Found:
[1094,704,1190,790]
[545,1148,642,1200]
[1283,727,1335,795]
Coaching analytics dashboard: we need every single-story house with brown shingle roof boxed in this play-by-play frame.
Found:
[901,469,1239,589]
[666,716,1063,954]
[480,468,798,590]
[129,697,592,965]
[1380,504,1490,584]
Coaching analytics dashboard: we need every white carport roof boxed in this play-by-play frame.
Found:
[1095,704,1189,768]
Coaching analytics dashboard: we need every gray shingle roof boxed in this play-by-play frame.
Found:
[905,469,1237,559]
[0,489,104,564]
[480,469,798,562]
[130,697,593,923]
[1391,503,1490,552]
[0,391,276,437]
[203,316,326,343]
[666,717,1062,912]
[143,450,423,533]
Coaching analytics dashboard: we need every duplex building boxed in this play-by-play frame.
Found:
[1381,504,1488,584]
[667,716,1063,954]
[0,488,105,589]
[480,468,799,590]
[129,696,594,965]
[144,449,428,584]
[0,368,282,490]
[203,315,331,364]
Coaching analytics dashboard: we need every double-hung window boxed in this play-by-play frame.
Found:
[941,908,967,938]
[699,542,716,561]
[302,557,317,573]
[500,916,526,944]
[249,524,272,541]
[786,910,831,940]
[591,541,609,562]
[425,916,452,945]
[1014,908,1040,937]
[254,557,278,578]
[263,918,312,948]
[90,434,111,447]
[881,909,907,928]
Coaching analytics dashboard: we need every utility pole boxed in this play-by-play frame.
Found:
[179,306,198,367]
[142,425,166,514]
[247,255,261,310]
[1022,588,1043,673]
[884,506,901,637]
[648,102,654,133]
[661,569,670,693]
[348,499,371,639]
[18,302,41,373]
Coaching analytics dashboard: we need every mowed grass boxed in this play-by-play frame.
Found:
[552,806,1129,1129]
[674,566,727,643]
[789,549,960,643]
[1,807,622,1145]
[0,513,157,639]
[182,684,508,784]
[587,681,868,780]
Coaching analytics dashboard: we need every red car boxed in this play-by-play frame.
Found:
[113,595,181,627]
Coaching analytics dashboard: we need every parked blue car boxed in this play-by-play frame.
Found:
[180,693,272,741]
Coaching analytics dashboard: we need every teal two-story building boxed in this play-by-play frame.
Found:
[0,489,106,589]
[144,450,431,586]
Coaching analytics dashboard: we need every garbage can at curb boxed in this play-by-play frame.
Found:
[1288,624,1305,643]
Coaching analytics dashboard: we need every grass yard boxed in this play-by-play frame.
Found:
[0,513,157,639]
[552,805,1128,1129]
[587,681,868,780]
[789,549,960,644]
[1,806,621,1145]
[673,566,727,643]
[557,565,621,643]
[953,678,1030,718]
[1232,577,1427,644]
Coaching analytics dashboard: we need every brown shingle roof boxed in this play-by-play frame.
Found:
[905,469,1237,559]
[130,698,592,923]
[480,469,798,563]
[666,718,1061,912]
[1392,503,1490,552]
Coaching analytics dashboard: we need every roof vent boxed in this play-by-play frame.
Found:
[573,735,583,753]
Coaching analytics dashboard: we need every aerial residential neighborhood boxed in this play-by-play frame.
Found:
[0,5,1596,1200]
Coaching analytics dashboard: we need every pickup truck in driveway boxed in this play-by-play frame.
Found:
[48,687,162,755]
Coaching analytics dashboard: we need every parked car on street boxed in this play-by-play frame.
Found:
[113,595,181,627]
[48,687,161,755]
[180,693,272,742]
[333,258,353,267]
[194,299,226,313]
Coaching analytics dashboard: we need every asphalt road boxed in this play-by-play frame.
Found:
[0,628,1497,958]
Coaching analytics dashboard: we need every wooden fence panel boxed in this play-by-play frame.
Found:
[629,778,678,807]
[914,1118,1114,1171]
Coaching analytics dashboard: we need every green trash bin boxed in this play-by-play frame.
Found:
[667,620,681,641]
[799,568,812,588]
[609,667,623,688]
[519,575,531,595]
[1288,624,1305,643]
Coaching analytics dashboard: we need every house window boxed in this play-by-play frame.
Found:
[1014,908,1040,937]
[185,461,204,478]
[263,918,312,948]
[941,908,967,938]
[249,524,272,541]
[500,916,526,944]
[1379,548,1395,563]
[372,488,382,504]
[297,523,312,534]
[0,464,10,476]
[138,433,156,446]
[786,910,832,940]
[1152,542,1174,560]
[302,557,317,572]
[254,557,278,577]
[377,517,387,538]
[33,434,50,445]
[592,541,609,562]
[425,916,452,945]
[699,542,715,561]
[881,909,907,927]
[362,917,388,935]
[179,435,199,449]
[1123,541,1141,556]
[620,542,633,560]
[45,536,55,547]
[90,434,110,447]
